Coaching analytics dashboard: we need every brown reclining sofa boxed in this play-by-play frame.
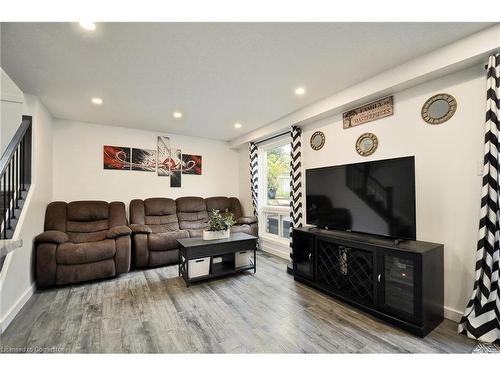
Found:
[35,197,257,286]
[35,201,131,287]
[129,196,257,269]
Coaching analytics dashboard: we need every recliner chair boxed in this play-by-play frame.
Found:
[129,198,189,268]
[35,201,132,287]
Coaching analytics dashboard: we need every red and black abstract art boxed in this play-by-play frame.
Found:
[131,148,156,172]
[182,154,202,175]
[103,146,131,170]
[104,138,202,188]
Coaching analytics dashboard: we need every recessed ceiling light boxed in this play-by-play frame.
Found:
[234,123,242,129]
[295,87,306,96]
[91,97,103,105]
[79,22,96,31]
[173,111,183,119]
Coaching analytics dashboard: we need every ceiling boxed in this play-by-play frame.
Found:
[0,22,494,141]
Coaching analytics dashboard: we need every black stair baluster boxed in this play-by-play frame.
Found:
[2,174,6,239]
[15,147,19,209]
[11,158,15,220]
[21,137,25,191]
[7,162,11,229]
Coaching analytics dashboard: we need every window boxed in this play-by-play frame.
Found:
[258,138,291,242]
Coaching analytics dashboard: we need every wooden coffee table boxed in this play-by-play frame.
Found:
[177,232,257,287]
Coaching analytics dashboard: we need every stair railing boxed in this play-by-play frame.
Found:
[0,115,32,239]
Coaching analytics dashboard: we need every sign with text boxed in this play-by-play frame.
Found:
[343,96,393,129]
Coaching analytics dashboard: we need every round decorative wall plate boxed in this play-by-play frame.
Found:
[356,133,378,157]
[310,131,325,151]
[421,93,457,125]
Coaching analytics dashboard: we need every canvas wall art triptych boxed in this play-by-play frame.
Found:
[103,136,202,188]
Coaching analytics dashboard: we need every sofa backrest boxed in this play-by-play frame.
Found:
[44,201,126,243]
[130,198,180,233]
[205,196,243,219]
[175,196,208,232]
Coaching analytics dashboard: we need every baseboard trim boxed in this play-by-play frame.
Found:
[259,238,289,260]
[0,283,36,333]
[444,306,463,323]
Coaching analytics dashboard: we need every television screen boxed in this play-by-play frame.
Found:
[306,156,416,240]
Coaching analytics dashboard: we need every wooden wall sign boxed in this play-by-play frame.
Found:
[343,96,393,129]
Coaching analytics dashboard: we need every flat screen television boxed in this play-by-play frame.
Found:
[306,156,416,240]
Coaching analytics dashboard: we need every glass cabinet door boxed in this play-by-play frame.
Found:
[379,254,419,322]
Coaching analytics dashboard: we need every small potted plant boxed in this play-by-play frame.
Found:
[203,209,236,240]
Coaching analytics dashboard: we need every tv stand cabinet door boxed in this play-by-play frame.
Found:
[377,251,422,324]
[292,230,315,280]
[315,237,376,307]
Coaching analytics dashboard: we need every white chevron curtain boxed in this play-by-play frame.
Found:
[289,125,304,251]
[249,142,258,218]
[458,53,500,343]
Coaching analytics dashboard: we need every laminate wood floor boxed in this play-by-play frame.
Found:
[0,252,476,353]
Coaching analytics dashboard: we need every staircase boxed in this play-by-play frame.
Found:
[0,115,32,272]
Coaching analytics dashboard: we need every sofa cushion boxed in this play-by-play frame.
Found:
[66,218,109,243]
[176,196,206,212]
[176,197,209,234]
[142,198,180,232]
[66,219,109,233]
[148,230,189,251]
[206,197,231,212]
[56,239,116,265]
[67,201,109,221]
[67,230,109,243]
[145,215,180,232]
[144,198,177,216]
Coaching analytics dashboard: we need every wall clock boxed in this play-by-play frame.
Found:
[310,131,325,151]
[356,133,378,157]
[421,93,457,125]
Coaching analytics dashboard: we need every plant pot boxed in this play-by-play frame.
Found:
[202,229,230,240]
[267,189,277,199]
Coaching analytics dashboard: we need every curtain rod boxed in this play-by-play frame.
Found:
[254,130,290,145]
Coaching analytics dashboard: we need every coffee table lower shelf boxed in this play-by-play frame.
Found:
[177,233,258,287]
[183,263,255,285]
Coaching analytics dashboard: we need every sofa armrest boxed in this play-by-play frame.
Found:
[35,230,69,244]
[237,216,257,225]
[107,225,132,239]
[129,224,152,234]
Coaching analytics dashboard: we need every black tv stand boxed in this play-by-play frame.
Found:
[292,227,444,337]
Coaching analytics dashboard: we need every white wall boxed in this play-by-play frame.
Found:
[52,120,241,207]
[1,67,25,155]
[303,65,484,321]
[0,95,54,332]
[238,64,486,321]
